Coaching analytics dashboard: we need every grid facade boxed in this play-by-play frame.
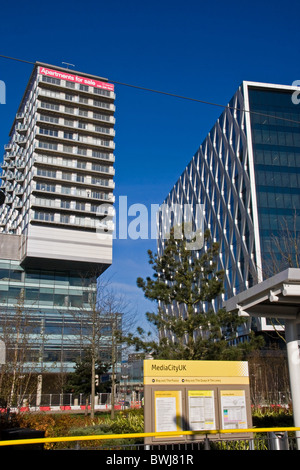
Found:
[158,81,300,335]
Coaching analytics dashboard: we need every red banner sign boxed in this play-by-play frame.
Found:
[39,66,114,91]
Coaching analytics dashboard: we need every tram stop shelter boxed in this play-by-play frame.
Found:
[224,268,300,449]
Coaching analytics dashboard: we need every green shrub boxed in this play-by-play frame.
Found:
[252,405,293,428]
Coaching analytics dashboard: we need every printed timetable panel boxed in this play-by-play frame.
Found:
[188,390,216,431]
[154,390,182,433]
[220,390,248,430]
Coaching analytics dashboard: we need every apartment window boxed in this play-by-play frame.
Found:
[93,112,110,121]
[79,97,88,104]
[65,94,75,101]
[38,141,58,150]
[78,122,87,129]
[77,161,86,169]
[62,172,72,181]
[43,90,60,98]
[64,119,74,127]
[37,168,56,178]
[35,197,54,208]
[92,191,108,200]
[39,128,58,137]
[92,177,108,186]
[92,163,108,173]
[61,186,71,195]
[92,150,110,160]
[40,115,59,124]
[79,84,89,92]
[97,139,110,147]
[76,188,86,197]
[41,101,59,111]
[61,200,71,209]
[42,76,61,85]
[65,106,75,114]
[91,204,106,213]
[76,202,85,211]
[36,183,55,192]
[62,158,73,167]
[95,126,110,134]
[77,148,87,156]
[76,174,85,183]
[74,216,87,227]
[94,88,110,97]
[66,82,75,89]
[64,132,74,140]
[63,145,73,153]
[93,100,110,109]
[78,109,88,117]
[34,211,54,222]
[60,215,70,224]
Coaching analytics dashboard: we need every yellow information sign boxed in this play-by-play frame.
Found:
[143,360,252,444]
[144,360,249,385]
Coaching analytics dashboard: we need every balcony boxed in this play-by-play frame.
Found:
[92,100,115,113]
[39,76,115,101]
[31,210,113,231]
[31,197,113,217]
[15,135,27,146]
[37,88,66,104]
[16,123,28,133]
[16,159,26,169]
[15,199,23,209]
[35,128,115,151]
[37,99,116,125]
[38,88,115,112]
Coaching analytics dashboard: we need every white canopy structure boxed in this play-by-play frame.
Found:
[224,268,300,449]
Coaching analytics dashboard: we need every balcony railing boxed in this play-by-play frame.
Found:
[37,89,115,112]
[15,135,27,145]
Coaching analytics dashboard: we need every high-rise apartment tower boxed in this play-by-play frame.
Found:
[0,62,116,372]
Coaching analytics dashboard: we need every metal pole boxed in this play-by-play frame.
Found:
[284,320,300,450]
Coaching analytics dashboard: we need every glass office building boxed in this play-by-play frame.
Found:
[158,81,300,336]
[0,62,116,372]
[248,87,300,274]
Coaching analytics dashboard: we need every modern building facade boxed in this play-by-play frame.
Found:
[0,62,117,373]
[158,81,300,338]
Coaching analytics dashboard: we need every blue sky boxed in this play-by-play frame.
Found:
[0,0,299,329]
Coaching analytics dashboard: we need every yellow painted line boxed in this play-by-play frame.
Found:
[0,427,300,447]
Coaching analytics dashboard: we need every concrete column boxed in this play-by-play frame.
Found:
[285,320,300,450]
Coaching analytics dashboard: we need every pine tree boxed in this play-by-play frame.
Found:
[126,227,263,360]
[64,350,110,396]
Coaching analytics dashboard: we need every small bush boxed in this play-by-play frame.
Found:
[252,405,293,428]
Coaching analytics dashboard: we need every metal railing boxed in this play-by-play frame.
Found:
[0,427,299,450]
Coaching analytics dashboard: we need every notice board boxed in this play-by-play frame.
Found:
[143,360,252,444]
